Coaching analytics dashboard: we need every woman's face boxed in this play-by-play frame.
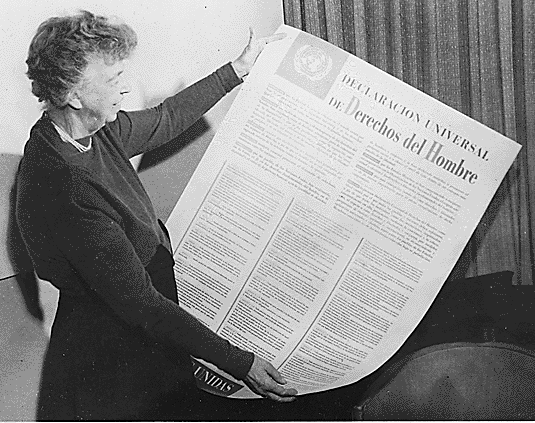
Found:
[74,57,131,133]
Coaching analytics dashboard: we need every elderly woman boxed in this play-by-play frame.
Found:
[16,10,296,421]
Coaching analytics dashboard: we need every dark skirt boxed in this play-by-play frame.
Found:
[37,245,204,421]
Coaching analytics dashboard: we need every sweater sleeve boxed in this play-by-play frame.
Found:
[113,63,242,158]
[50,176,253,380]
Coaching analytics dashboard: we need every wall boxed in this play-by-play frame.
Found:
[0,1,283,420]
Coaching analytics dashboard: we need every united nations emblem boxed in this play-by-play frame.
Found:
[293,44,333,81]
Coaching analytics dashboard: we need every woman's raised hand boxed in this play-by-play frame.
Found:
[231,28,286,79]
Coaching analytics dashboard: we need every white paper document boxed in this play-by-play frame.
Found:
[165,25,521,398]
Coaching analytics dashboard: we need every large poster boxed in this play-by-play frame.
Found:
[166,25,521,398]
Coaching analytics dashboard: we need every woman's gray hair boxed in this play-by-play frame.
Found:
[26,10,137,109]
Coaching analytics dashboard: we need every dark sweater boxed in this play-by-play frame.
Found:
[16,64,253,391]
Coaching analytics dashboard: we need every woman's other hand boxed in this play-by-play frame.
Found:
[231,28,287,79]
[244,355,298,402]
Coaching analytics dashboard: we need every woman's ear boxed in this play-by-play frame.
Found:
[66,91,83,110]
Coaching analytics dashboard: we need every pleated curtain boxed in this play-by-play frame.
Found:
[283,0,535,285]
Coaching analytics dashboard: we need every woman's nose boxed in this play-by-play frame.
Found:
[121,78,132,95]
